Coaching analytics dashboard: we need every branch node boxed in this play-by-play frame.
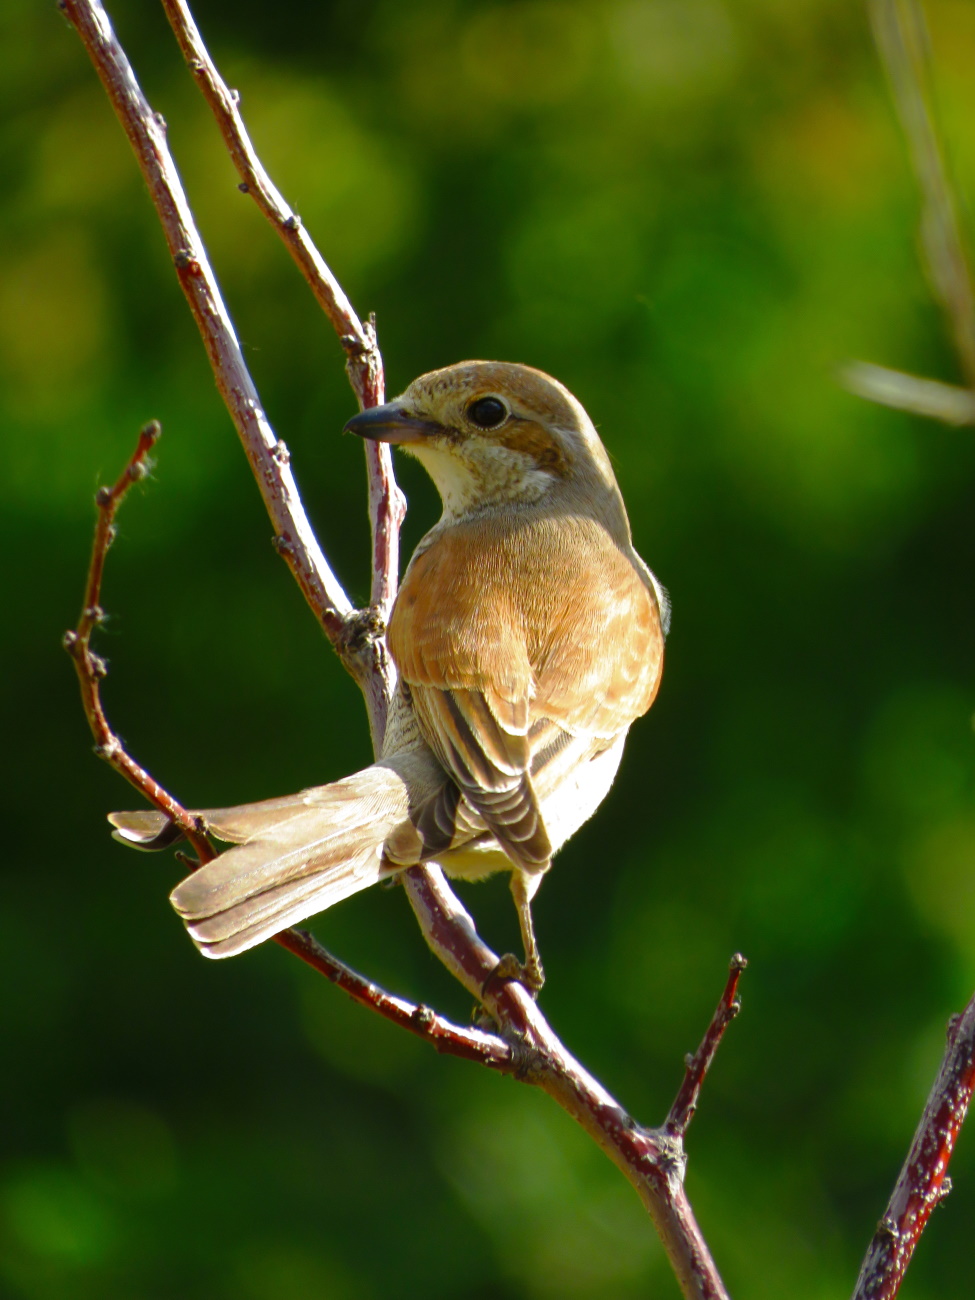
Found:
[238,181,250,193]
[283,213,302,232]
[272,439,290,465]
[153,110,167,132]
[95,485,113,507]
[94,738,120,761]
[271,533,294,557]
[411,1004,436,1028]
[878,1216,901,1242]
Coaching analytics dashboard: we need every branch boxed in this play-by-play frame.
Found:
[62,420,213,862]
[844,7,975,1292]
[847,0,975,423]
[63,427,511,1070]
[666,954,747,1140]
[156,0,404,622]
[67,422,739,1300]
[868,0,975,389]
[841,361,975,424]
[401,868,736,1300]
[61,4,741,1296]
[852,994,975,1300]
[57,0,398,748]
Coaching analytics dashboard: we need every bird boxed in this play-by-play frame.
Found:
[109,361,669,991]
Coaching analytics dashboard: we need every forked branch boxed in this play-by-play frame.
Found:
[60,1,740,1295]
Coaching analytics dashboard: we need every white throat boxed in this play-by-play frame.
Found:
[408,441,554,522]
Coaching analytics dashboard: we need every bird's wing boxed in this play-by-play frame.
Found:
[387,517,664,869]
[531,532,664,740]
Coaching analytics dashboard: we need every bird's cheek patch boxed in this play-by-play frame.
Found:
[496,421,570,476]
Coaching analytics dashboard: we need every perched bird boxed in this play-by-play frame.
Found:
[110,361,669,990]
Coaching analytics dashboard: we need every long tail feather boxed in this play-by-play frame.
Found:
[110,753,445,959]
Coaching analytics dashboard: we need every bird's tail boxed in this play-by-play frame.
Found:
[108,757,434,959]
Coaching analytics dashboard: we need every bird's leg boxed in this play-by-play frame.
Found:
[491,869,545,995]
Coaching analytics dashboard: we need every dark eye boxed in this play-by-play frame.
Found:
[467,396,508,429]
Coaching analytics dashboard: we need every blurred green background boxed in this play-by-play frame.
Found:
[4,0,975,1295]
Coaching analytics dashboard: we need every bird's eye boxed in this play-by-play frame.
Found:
[467,396,508,429]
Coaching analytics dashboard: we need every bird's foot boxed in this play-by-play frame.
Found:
[484,951,545,998]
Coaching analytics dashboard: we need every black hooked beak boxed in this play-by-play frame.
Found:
[343,403,444,444]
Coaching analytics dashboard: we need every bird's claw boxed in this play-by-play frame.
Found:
[484,951,545,998]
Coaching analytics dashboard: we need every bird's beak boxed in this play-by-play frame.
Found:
[343,403,444,444]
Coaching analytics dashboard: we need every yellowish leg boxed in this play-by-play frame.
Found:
[496,869,545,994]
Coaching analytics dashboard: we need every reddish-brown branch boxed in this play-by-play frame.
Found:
[401,866,734,1300]
[276,927,512,1070]
[666,954,747,1140]
[156,0,405,628]
[63,421,210,865]
[852,994,975,1300]
[61,4,741,1296]
[64,430,511,1069]
[55,0,404,730]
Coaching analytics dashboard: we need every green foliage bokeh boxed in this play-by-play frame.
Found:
[4,0,975,1296]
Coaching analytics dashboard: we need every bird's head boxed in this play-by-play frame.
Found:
[344,361,624,526]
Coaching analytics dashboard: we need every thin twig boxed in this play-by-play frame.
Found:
[845,6,975,1293]
[64,429,511,1070]
[63,420,210,864]
[841,361,975,424]
[157,0,405,625]
[847,1,975,425]
[276,928,512,1070]
[852,995,975,1300]
[666,954,747,1140]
